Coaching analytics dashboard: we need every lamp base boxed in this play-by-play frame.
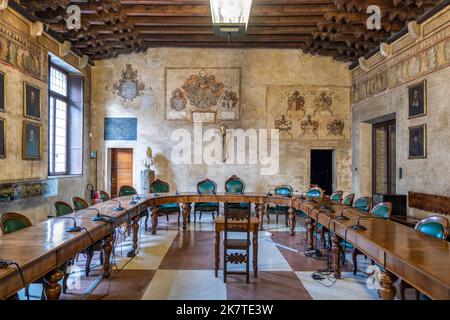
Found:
[114,207,123,211]
[335,215,349,221]
[92,215,107,222]
[66,226,83,233]
[129,200,138,205]
[352,224,367,231]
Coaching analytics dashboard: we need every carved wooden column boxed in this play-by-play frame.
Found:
[256,203,265,231]
[151,207,158,235]
[102,232,115,278]
[288,206,296,235]
[306,216,315,249]
[378,270,398,300]
[44,268,64,300]
[127,215,140,257]
[252,228,259,278]
[181,203,191,231]
[331,232,342,279]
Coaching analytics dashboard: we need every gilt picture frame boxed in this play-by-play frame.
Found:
[408,124,427,159]
[0,72,5,112]
[408,80,427,119]
[22,121,42,160]
[23,82,41,120]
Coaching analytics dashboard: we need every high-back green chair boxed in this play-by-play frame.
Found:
[194,179,219,223]
[72,197,89,211]
[53,201,74,217]
[330,190,343,202]
[348,202,392,274]
[0,212,32,235]
[224,175,249,210]
[149,179,181,230]
[399,215,449,300]
[266,185,293,226]
[118,185,138,197]
[353,196,372,212]
[94,190,111,204]
[342,193,355,206]
[305,186,323,198]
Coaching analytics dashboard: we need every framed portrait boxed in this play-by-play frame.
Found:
[23,82,41,120]
[22,121,42,160]
[408,80,427,119]
[0,72,4,112]
[408,124,426,159]
[0,118,5,158]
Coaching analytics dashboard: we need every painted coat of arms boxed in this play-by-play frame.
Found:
[165,68,240,121]
[112,64,145,102]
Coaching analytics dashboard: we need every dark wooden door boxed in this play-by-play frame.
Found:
[372,120,396,195]
[111,148,133,197]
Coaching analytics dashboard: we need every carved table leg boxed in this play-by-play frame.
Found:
[215,228,220,277]
[151,207,158,235]
[44,269,64,300]
[256,203,265,231]
[331,232,342,279]
[306,217,315,250]
[288,207,296,235]
[253,228,259,278]
[102,232,115,278]
[378,270,398,300]
[127,215,140,257]
[182,203,191,231]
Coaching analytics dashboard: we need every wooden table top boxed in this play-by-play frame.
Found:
[1,193,450,300]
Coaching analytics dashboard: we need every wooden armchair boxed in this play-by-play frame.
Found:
[118,185,138,197]
[266,185,293,226]
[194,179,219,222]
[72,197,89,211]
[149,179,181,229]
[224,175,250,210]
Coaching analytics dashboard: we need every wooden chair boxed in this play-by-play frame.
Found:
[0,212,43,299]
[72,197,89,211]
[398,215,449,300]
[53,201,75,217]
[223,201,252,283]
[305,186,324,198]
[93,190,111,204]
[148,179,181,229]
[353,196,372,212]
[224,175,249,210]
[318,190,344,245]
[342,193,355,206]
[194,179,219,222]
[266,185,293,226]
[329,190,343,202]
[118,185,137,197]
[350,202,392,274]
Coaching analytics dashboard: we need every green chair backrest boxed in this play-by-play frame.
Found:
[330,191,343,202]
[306,187,322,198]
[225,175,245,193]
[98,190,111,202]
[118,185,137,197]
[150,179,170,193]
[0,212,32,234]
[342,193,355,206]
[197,179,217,194]
[54,201,74,217]
[72,197,89,211]
[415,216,449,240]
[371,202,392,219]
[275,185,293,196]
[354,197,372,212]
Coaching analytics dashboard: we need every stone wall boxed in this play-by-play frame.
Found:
[91,48,352,194]
[351,5,450,219]
[0,8,91,223]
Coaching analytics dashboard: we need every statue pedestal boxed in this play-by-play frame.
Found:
[140,170,155,195]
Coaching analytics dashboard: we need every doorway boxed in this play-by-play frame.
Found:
[110,148,133,198]
[310,150,334,195]
[372,120,396,195]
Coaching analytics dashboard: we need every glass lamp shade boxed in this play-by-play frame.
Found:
[210,0,253,37]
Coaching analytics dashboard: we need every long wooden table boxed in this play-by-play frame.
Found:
[0,193,449,300]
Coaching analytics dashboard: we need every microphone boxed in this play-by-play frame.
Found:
[84,207,117,224]
[0,259,13,268]
[128,195,139,205]
[351,215,382,231]
[47,215,83,232]
[335,207,350,221]
[109,199,124,211]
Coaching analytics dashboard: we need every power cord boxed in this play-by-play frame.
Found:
[0,260,29,300]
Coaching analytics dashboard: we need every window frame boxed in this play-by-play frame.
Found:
[48,63,69,176]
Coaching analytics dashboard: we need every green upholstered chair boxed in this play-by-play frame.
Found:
[398,216,449,300]
[94,190,111,204]
[118,185,138,197]
[329,190,343,202]
[342,193,355,206]
[343,202,392,275]
[72,197,89,211]
[353,196,372,212]
[224,175,250,210]
[194,179,219,222]
[0,212,32,235]
[53,201,74,216]
[149,179,181,226]
[305,186,323,198]
[266,185,293,226]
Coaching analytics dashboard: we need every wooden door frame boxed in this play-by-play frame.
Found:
[372,119,396,195]
[106,147,134,197]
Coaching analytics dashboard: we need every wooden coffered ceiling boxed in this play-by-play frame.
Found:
[17,0,442,62]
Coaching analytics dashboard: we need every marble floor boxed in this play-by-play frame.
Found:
[20,211,391,300]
